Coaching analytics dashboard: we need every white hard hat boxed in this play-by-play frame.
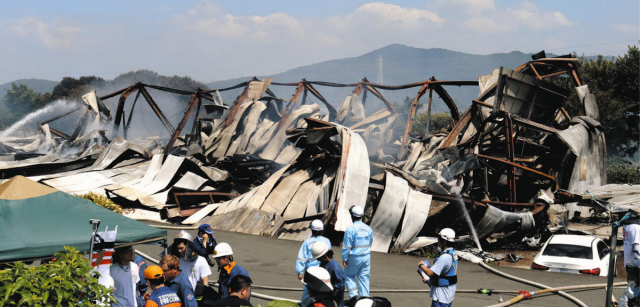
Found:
[354,298,377,307]
[439,228,456,242]
[310,219,324,231]
[213,242,233,258]
[350,206,364,217]
[303,266,333,293]
[311,241,330,259]
[175,230,193,242]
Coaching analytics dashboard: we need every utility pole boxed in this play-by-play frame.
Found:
[374,55,384,114]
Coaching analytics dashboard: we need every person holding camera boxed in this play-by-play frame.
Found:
[194,224,217,267]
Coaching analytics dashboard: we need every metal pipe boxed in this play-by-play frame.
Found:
[606,223,620,307]
[88,219,101,266]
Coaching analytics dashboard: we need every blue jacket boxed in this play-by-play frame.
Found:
[146,286,181,307]
[167,271,197,307]
[296,236,331,274]
[134,255,148,307]
[193,236,216,257]
[218,262,250,301]
[321,259,345,307]
[341,221,373,261]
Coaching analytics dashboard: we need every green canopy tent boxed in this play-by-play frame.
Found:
[0,176,167,263]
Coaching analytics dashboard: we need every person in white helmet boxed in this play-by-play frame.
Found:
[297,219,332,306]
[172,230,211,290]
[313,241,345,307]
[304,266,336,307]
[418,228,457,307]
[353,298,376,307]
[213,242,251,301]
[342,205,373,300]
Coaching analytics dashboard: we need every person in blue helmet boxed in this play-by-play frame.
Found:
[194,224,217,267]
[313,241,345,307]
[341,205,373,300]
[296,219,332,307]
[418,228,457,307]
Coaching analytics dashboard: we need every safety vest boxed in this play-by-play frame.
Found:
[431,249,457,287]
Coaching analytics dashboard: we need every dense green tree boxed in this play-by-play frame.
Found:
[112,70,208,92]
[555,45,639,157]
[607,156,640,184]
[2,83,42,115]
[51,76,106,101]
[0,105,14,129]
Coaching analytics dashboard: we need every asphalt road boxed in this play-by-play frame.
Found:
[136,224,626,307]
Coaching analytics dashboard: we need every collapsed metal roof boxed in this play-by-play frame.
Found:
[0,52,629,253]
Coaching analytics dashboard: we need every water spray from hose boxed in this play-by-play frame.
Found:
[456,199,482,251]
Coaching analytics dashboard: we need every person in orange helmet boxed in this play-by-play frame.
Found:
[143,265,182,307]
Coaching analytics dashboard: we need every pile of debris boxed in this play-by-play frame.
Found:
[1,52,633,254]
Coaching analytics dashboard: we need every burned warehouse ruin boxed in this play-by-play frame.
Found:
[1,52,637,259]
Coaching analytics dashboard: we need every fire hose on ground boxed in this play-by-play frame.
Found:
[483,282,625,307]
[476,256,588,306]
[135,250,623,306]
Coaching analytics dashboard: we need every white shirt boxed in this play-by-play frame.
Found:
[180,256,211,289]
[110,262,139,307]
[623,224,640,265]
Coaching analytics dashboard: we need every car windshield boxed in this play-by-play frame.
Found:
[542,243,593,259]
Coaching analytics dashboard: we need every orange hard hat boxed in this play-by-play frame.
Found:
[144,265,164,280]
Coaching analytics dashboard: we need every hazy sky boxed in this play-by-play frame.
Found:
[0,0,637,84]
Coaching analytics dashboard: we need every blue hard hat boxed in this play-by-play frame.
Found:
[198,224,214,235]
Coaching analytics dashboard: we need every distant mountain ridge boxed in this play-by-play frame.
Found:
[205,44,600,111]
[0,45,609,113]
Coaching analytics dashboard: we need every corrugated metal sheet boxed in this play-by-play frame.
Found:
[395,189,432,250]
[370,172,409,252]
[283,178,321,219]
[333,127,370,232]
[261,104,320,160]
[261,169,314,215]
[278,221,312,241]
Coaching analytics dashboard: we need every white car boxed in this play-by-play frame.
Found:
[531,234,613,276]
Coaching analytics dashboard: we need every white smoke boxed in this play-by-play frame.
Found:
[0,99,79,140]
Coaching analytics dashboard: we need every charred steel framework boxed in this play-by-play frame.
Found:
[35,54,584,215]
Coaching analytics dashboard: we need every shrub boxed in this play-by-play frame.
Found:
[0,246,115,306]
[75,192,123,214]
[412,112,455,137]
